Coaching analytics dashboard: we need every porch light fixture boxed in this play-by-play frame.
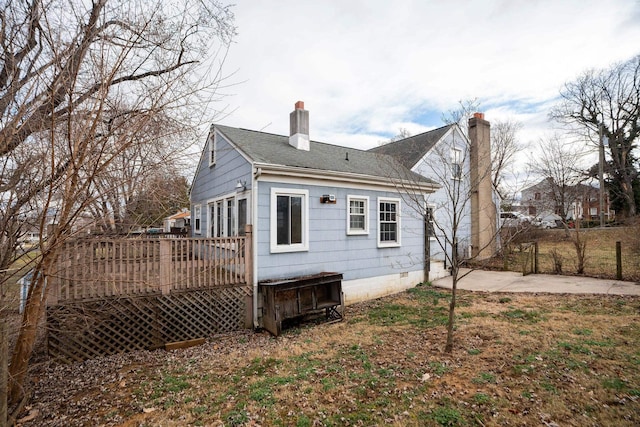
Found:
[236,180,246,192]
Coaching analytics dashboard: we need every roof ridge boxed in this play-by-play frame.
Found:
[214,124,373,153]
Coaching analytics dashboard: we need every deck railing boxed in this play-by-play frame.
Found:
[46,226,253,305]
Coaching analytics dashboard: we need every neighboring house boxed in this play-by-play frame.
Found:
[568,183,614,222]
[370,114,497,276]
[190,102,439,323]
[521,178,564,218]
[163,209,191,232]
[521,178,614,222]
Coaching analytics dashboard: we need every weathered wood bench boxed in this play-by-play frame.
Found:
[259,272,343,336]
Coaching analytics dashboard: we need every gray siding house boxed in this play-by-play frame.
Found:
[190,102,439,325]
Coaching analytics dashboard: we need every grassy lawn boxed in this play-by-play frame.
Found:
[501,226,640,281]
[23,284,640,426]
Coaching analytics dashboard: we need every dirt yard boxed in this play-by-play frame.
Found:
[17,285,640,426]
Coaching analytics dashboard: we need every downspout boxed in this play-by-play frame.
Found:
[252,167,262,329]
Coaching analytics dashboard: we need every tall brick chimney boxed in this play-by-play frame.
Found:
[468,112,497,260]
[289,101,310,151]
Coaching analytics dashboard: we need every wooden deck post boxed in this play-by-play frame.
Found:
[160,240,172,295]
[244,224,253,287]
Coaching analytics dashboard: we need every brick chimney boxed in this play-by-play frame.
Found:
[468,112,496,260]
[289,101,310,151]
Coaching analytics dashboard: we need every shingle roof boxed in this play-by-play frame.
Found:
[215,125,437,186]
[368,124,455,169]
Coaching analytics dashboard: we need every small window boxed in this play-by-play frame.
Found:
[208,134,216,167]
[193,205,201,234]
[534,192,541,200]
[590,207,598,216]
[270,188,308,253]
[347,196,369,235]
[378,197,401,247]
[451,148,462,179]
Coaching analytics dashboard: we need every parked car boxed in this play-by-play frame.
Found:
[539,220,558,229]
[500,211,530,228]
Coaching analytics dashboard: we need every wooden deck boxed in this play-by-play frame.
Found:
[47,234,252,305]
[45,228,254,362]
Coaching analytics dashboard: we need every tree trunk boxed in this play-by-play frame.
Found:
[620,178,637,217]
[445,273,457,353]
[7,264,48,406]
[0,316,8,426]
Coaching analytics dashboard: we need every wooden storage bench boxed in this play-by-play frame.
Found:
[259,272,343,336]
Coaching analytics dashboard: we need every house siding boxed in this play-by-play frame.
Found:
[190,132,253,236]
[255,180,426,300]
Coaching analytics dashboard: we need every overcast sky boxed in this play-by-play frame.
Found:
[213,0,640,154]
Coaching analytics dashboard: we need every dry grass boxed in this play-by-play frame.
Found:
[500,226,640,281]
[22,284,640,426]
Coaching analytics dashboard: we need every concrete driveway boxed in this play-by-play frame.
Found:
[432,269,640,296]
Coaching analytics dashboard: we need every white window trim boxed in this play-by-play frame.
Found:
[207,192,246,238]
[451,147,463,180]
[193,204,202,234]
[426,203,436,241]
[346,195,369,235]
[237,196,249,235]
[377,197,401,248]
[208,133,217,167]
[270,188,309,253]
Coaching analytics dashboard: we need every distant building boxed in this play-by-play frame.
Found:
[521,178,614,221]
[163,209,191,233]
[568,183,614,221]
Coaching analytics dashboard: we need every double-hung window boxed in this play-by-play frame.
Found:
[347,195,369,235]
[270,188,308,253]
[378,197,401,247]
[237,198,247,236]
[193,205,202,234]
[451,147,462,179]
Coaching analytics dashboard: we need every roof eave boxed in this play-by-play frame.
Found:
[254,163,440,193]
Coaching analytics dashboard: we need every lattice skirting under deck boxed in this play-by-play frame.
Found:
[47,286,252,364]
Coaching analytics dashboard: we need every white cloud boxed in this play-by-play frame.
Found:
[213,0,640,153]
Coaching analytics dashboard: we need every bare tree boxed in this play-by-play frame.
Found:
[0,0,235,413]
[551,54,640,217]
[527,134,589,221]
[83,110,195,233]
[382,114,497,353]
[526,135,593,274]
[491,119,523,199]
[442,99,481,130]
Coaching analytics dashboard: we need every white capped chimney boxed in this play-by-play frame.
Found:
[289,101,310,151]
